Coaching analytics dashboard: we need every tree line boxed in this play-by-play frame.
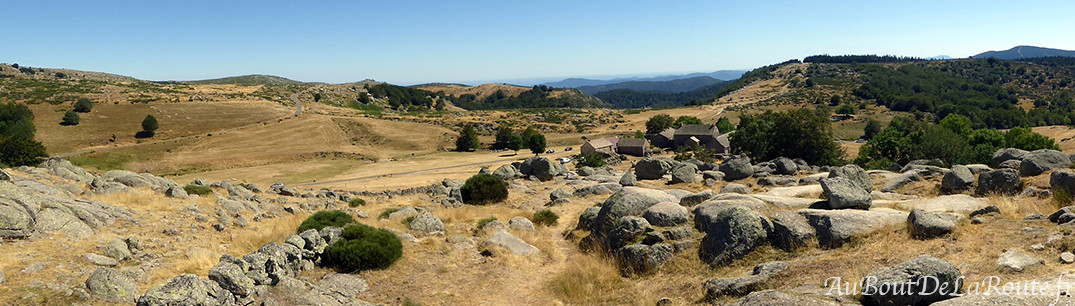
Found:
[594,80,731,109]
[803,54,924,64]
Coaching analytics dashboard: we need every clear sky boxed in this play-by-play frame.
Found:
[2,0,1073,85]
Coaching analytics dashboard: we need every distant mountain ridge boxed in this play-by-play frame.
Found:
[542,70,746,88]
[577,76,723,95]
[972,46,1075,60]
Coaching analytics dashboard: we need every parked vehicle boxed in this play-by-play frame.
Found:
[546,149,555,154]
[565,147,573,151]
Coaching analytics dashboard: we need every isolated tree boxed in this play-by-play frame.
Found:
[494,125,514,149]
[528,133,546,155]
[73,98,93,113]
[313,93,322,102]
[455,124,480,152]
[140,114,158,137]
[507,134,524,155]
[61,111,80,126]
[520,125,539,142]
[673,115,702,128]
[645,114,674,134]
[939,113,972,136]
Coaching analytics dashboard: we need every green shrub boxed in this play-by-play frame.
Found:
[576,152,606,168]
[379,208,399,219]
[183,185,212,196]
[61,110,80,126]
[296,210,354,234]
[348,198,366,207]
[321,223,403,272]
[461,173,509,205]
[533,209,559,226]
[477,217,498,229]
[73,98,94,113]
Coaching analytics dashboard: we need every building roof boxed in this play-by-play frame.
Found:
[585,138,615,149]
[618,138,649,148]
[675,124,717,136]
[657,128,676,139]
[716,132,731,148]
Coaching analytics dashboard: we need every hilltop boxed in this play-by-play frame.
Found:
[182,74,302,86]
[972,45,1075,60]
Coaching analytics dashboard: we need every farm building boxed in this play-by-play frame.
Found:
[617,138,651,157]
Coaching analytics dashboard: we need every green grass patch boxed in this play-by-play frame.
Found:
[379,208,400,220]
[477,217,497,229]
[68,152,133,171]
[533,209,559,226]
[348,198,366,207]
[348,101,384,116]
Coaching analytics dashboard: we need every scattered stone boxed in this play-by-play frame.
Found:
[976,169,1021,196]
[508,217,535,231]
[616,243,673,274]
[106,239,132,261]
[1019,149,1071,176]
[680,190,717,207]
[861,255,961,306]
[769,210,815,251]
[409,211,445,234]
[635,157,676,180]
[701,170,725,181]
[577,166,595,177]
[721,183,751,194]
[480,230,539,256]
[772,157,798,175]
[387,206,418,220]
[0,170,10,181]
[827,164,872,192]
[720,156,754,181]
[997,249,1044,272]
[86,267,138,302]
[703,261,789,299]
[938,165,975,193]
[728,290,842,306]
[492,165,517,181]
[209,261,255,297]
[1062,252,1075,264]
[86,253,119,266]
[619,171,637,186]
[969,205,1001,219]
[758,175,797,187]
[669,163,698,184]
[799,208,908,248]
[642,202,690,226]
[136,274,212,306]
[820,177,872,210]
[697,205,772,266]
[907,209,959,239]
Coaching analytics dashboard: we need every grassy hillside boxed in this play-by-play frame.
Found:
[594,80,732,109]
[578,76,723,95]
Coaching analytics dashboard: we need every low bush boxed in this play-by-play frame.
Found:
[296,210,354,234]
[576,152,606,168]
[183,184,212,196]
[348,198,366,207]
[379,208,399,219]
[321,223,403,272]
[533,209,559,226]
[477,217,498,229]
[461,173,508,205]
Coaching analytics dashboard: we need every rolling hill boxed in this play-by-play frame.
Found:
[542,70,745,88]
[593,80,732,109]
[971,45,1075,60]
[577,76,723,95]
[184,74,302,86]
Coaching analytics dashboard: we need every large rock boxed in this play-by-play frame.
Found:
[588,187,679,241]
[508,217,535,231]
[898,194,987,213]
[1019,149,1071,176]
[704,261,789,299]
[619,171,637,186]
[721,183,752,194]
[694,194,770,212]
[769,210,815,251]
[907,209,959,239]
[520,157,561,181]
[940,165,975,193]
[550,188,571,201]
[772,157,799,175]
[992,148,1030,168]
[820,177,872,210]
[635,157,676,180]
[572,183,622,197]
[861,255,962,306]
[997,249,1044,272]
[39,157,95,183]
[697,205,772,266]
[799,208,908,248]
[0,181,132,239]
[975,168,1021,196]
[409,211,444,234]
[616,243,673,274]
[720,156,754,181]
[577,166,595,177]
[827,164,872,192]
[669,163,698,184]
[85,253,119,266]
[208,261,255,297]
[86,267,138,302]
[164,186,189,199]
[480,230,539,256]
[136,274,213,306]
[607,217,653,250]
[106,238,133,261]
[642,202,689,226]
[680,190,717,207]
[879,172,921,192]
[492,165,517,181]
[758,175,797,187]
[1051,170,1075,200]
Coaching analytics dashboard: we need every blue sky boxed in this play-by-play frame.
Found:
[2,0,1073,85]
